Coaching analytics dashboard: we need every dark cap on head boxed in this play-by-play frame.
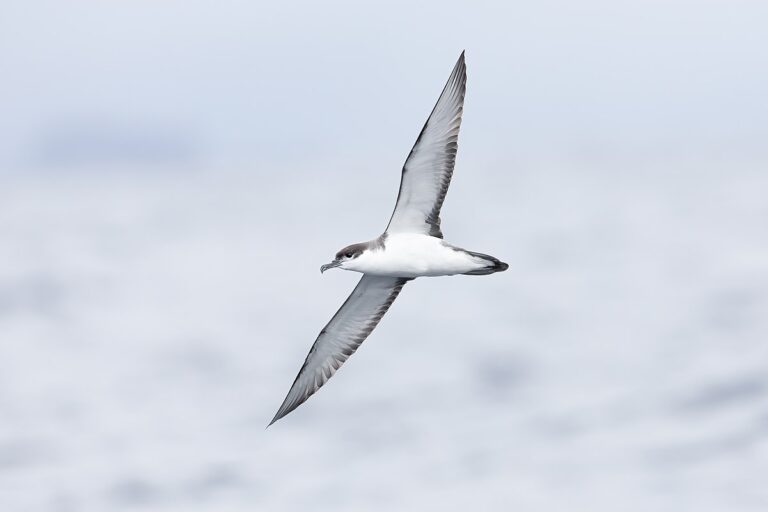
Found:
[335,242,369,260]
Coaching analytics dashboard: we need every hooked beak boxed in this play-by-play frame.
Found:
[320,260,341,273]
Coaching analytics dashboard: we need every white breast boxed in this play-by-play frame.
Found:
[346,234,486,278]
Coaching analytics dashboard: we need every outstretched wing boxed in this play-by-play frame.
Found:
[385,51,467,239]
[270,275,409,425]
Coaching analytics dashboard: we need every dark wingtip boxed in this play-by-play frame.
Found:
[268,399,293,427]
[267,411,284,428]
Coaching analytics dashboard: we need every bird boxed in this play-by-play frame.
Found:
[270,51,507,425]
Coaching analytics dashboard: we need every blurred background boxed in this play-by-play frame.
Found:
[1,0,767,510]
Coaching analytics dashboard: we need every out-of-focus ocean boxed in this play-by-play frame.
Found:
[1,157,766,511]
[1,1,767,510]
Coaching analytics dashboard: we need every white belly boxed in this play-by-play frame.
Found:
[346,234,487,278]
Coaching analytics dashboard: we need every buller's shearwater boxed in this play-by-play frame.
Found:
[271,52,507,425]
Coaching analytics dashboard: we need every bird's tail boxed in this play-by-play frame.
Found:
[462,251,509,275]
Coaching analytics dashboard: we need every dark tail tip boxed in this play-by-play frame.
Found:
[462,252,509,275]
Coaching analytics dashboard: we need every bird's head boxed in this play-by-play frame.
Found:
[320,242,368,273]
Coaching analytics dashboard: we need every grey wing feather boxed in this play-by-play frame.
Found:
[270,275,409,425]
[385,51,467,239]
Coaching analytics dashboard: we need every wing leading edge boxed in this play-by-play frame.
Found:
[270,275,409,425]
[385,51,467,239]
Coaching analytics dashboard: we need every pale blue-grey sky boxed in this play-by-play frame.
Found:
[1,0,766,169]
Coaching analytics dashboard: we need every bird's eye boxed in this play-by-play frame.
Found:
[345,251,353,258]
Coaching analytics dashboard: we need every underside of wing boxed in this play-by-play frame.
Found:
[270,275,409,425]
[385,51,467,239]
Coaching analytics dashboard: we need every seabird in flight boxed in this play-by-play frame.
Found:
[270,51,507,425]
